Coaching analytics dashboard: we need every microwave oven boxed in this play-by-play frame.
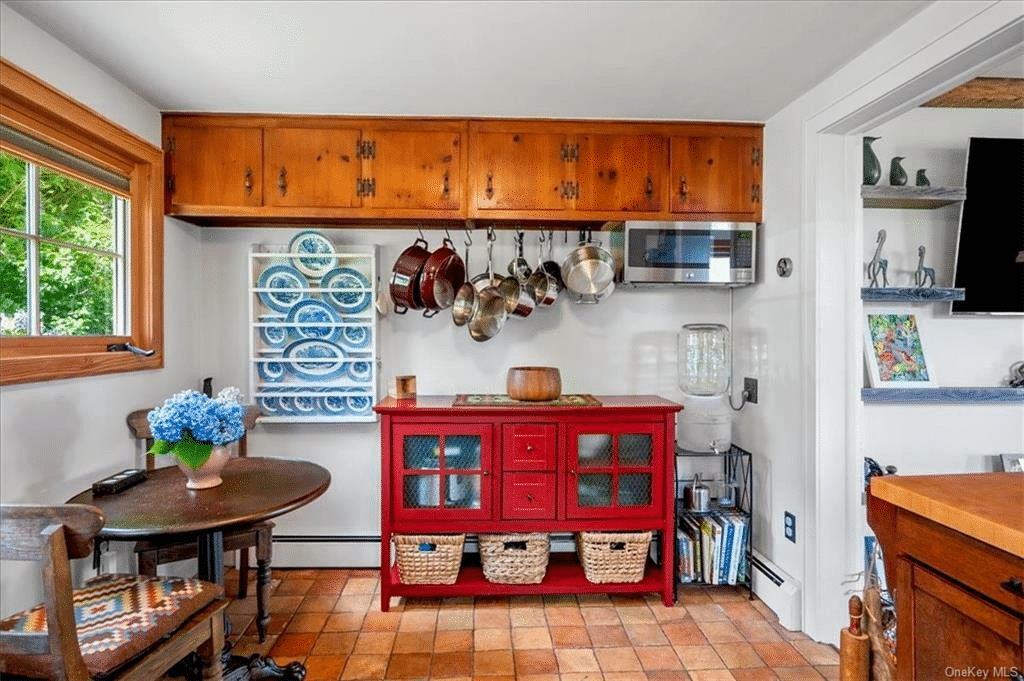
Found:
[617,221,756,286]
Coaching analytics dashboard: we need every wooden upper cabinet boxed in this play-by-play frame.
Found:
[670,133,761,217]
[264,127,361,208]
[471,127,569,212]
[365,128,461,211]
[165,122,262,209]
[575,133,666,213]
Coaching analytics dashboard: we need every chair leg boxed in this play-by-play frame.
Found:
[199,607,225,681]
[255,527,272,643]
[138,549,158,576]
[237,548,249,599]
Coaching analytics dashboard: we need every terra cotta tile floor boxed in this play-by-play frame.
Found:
[222,567,840,681]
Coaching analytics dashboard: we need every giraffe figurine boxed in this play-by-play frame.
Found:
[866,229,889,288]
[914,245,936,288]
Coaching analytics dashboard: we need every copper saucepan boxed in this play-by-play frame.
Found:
[389,237,431,314]
[419,237,466,315]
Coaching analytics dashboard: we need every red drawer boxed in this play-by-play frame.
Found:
[502,473,556,520]
[502,424,556,471]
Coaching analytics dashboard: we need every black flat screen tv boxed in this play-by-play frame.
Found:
[950,137,1024,315]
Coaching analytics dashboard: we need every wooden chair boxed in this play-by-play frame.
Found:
[125,405,272,641]
[0,503,227,681]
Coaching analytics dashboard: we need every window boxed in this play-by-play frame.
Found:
[0,59,163,384]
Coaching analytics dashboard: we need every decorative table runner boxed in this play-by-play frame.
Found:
[453,394,602,407]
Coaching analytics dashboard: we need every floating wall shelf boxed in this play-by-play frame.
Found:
[860,287,965,302]
[861,185,966,209]
[861,387,1024,404]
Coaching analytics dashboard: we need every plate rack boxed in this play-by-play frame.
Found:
[248,239,378,423]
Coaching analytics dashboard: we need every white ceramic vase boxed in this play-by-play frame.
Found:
[177,443,231,490]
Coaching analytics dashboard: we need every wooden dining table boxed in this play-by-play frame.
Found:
[68,456,331,681]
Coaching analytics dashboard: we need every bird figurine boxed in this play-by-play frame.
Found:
[915,169,930,187]
[863,137,882,186]
[889,157,907,186]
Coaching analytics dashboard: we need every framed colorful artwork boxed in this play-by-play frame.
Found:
[863,312,935,388]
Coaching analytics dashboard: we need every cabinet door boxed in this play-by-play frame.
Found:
[670,135,759,216]
[392,424,492,520]
[575,133,665,213]
[900,559,1023,679]
[264,127,361,208]
[472,130,568,211]
[167,124,262,208]
[365,129,461,211]
[565,423,663,519]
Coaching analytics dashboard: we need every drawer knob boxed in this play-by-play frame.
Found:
[1000,577,1024,597]
[526,494,534,502]
[526,445,534,452]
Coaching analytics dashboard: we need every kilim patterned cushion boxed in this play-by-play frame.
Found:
[0,573,221,679]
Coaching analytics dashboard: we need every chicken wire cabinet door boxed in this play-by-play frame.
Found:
[392,424,493,520]
[565,423,664,520]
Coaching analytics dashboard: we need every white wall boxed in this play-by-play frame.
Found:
[0,5,202,613]
[198,227,732,565]
[860,108,1024,476]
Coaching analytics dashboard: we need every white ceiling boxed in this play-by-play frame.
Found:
[4,0,934,121]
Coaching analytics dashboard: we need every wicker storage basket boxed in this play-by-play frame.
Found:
[479,533,550,584]
[576,531,652,584]
[394,534,465,585]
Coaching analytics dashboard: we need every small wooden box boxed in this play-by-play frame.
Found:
[391,375,417,400]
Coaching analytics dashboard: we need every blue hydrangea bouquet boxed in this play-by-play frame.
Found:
[147,387,246,469]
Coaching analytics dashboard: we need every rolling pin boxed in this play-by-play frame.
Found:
[840,594,870,681]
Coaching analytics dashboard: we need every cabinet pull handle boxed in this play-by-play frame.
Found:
[482,470,490,477]
[678,176,688,200]
[244,168,254,196]
[442,171,450,198]
[1000,577,1024,597]
[645,176,654,198]
[278,167,287,196]
[569,468,577,476]
[485,172,494,200]
[526,494,534,502]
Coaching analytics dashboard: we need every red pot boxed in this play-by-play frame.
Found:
[389,238,431,314]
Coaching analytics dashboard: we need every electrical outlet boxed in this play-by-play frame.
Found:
[784,511,796,543]
[744,377,759,404]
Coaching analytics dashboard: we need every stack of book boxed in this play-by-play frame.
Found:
[677,510,749,586]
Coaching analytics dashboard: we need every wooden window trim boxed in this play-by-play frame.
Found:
[0,59,163,384]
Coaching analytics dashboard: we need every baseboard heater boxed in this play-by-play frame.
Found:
[749,548,802,631]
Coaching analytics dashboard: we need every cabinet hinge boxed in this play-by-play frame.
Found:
[356,139,376,160]
[560,143,580,162]
[165,136,176,155]
[752,146,761,167]
[166,175,176,194]
[751,183,761,202]
[560,180,579,200]
[356,177,376,198]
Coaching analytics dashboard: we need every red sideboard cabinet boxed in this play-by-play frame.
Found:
[375,395,682,611]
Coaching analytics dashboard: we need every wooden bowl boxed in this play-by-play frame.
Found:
[506,366,562,401]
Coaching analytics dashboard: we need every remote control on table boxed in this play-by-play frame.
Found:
[91,469,148,496]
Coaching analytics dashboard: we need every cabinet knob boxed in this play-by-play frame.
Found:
[526,445,534,452]
[569,468,576,476]
[482,470,490,477]
[1000,577,1024,597]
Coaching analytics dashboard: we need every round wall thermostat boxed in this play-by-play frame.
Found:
[776,257,793,278]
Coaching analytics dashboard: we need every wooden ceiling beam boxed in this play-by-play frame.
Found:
[922,77,1024,109]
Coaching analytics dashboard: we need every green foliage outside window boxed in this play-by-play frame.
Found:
[0,152,121,336]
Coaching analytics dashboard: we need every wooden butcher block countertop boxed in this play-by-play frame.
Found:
[870,472,1024,559]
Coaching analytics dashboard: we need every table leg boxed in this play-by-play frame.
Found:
[196,531,304,681]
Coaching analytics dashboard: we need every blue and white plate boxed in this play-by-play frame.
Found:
[289,230,337,279]
[258,314,288,348]
[286,299,341,343]
[257,264,307,313]
[321,395,349,415]
[321,267,372,314]
[258,396,281,414]
[257,360,286,382]
[277,395,295,414]
[347,360,373,382]
[338,324,372,351]
[294,394,319,414]
[283,338,347,381]
[346,395,372,416]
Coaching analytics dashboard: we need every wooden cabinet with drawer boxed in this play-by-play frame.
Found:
[868,474,1024,680]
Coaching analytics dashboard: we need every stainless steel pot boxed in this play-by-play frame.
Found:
[498,275,534,317]
[451,245,477,327]
[525,231,558,307]
[561,236,615,296]
[682,473,711,512]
